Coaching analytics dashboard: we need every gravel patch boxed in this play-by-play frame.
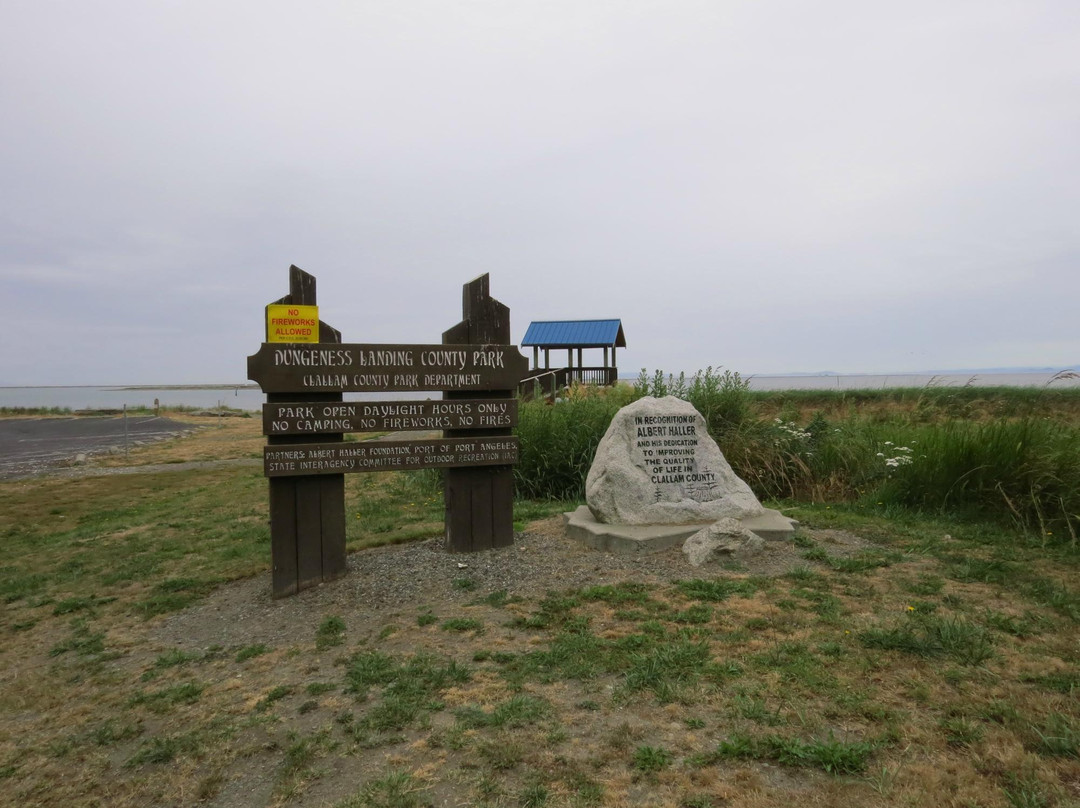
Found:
[152,518,873,651]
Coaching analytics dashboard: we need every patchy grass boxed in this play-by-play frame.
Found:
[700,731,880,774]
[333,769,433,807]
[439,617,483,633]
[455,694,551,729]
[1,419,1078,807]
[859,613,996,665]
[235,643,269,662]
[316,615,346,649]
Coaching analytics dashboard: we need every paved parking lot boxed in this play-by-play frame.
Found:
[0,416,200,480]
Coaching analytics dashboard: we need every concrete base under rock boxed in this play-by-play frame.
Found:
[563,505,798,555]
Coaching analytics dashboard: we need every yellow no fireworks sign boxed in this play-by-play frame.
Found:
[266,304,320,343]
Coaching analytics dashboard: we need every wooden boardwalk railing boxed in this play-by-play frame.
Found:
[518,367,618,400]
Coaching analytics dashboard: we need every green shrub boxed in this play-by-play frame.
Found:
[635,366,752,436]
[514,387,636,500]
[686,367,753,437]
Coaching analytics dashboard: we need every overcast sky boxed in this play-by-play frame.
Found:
[3,0,1078,385]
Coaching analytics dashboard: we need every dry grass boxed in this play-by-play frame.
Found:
[0,422,1077,807]
[748,387,1080,428]
[94,412,266,466]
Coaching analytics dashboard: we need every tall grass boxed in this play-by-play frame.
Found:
[722,418,882,504]
[513,384,637,500]
[512,370,1080,546]
[727,415,1080,541]
[877,419,1080,536]
[636,366,752,437]
[748,386,1080,426]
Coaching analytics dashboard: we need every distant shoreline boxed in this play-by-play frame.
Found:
[3,370,1078,393]
[0,384,261,391]
[114,384,261,391]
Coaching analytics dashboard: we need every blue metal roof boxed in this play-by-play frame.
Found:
[521,319,626,348]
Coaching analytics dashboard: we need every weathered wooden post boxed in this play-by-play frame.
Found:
[249,269,526,596]
[259,266,346,598]
[442,274,517,551]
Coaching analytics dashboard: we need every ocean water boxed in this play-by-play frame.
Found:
[1,371,1076,412]
[0,386,265,411]
[0,386,427,412]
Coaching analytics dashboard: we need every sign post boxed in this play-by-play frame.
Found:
[261,267,346,598]
[248,268,526,597]
[442,274,517,552]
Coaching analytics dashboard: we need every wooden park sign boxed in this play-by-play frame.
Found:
[248,266,526,598]
[247,344,525,392]
[263,398,517,435]
[264,438,519,476]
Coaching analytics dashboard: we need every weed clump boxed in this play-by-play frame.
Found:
[344,652,470,732]
[859,614,995,665]
[700,731,879,774]
[316,615,346,649]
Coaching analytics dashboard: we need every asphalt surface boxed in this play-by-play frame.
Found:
[0,416,201,480]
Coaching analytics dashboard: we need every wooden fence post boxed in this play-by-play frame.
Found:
[265,266,347,597]
[442,274,516,552]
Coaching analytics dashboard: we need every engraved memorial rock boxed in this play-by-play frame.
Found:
[586,396,765,525]
[567,396,796,553]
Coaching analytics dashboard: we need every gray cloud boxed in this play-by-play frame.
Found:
[2,0,1078,384]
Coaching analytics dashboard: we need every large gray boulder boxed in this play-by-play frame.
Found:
[586,396,765,525]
